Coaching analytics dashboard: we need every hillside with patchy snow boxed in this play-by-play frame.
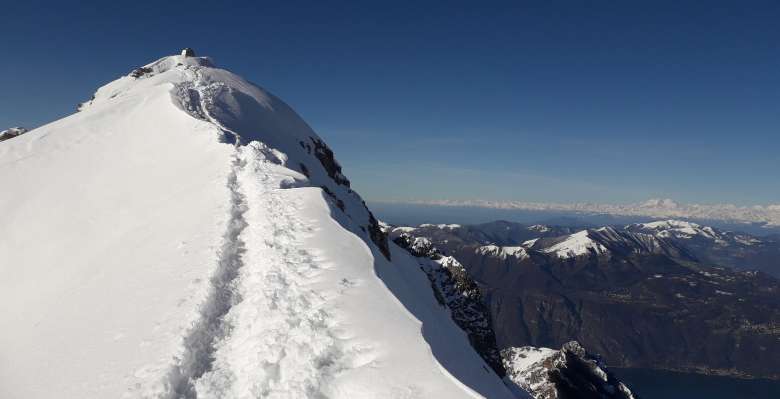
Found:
[392,220,780,381]
[0,53,519,398]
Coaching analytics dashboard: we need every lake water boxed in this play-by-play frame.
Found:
[612,368,780,399]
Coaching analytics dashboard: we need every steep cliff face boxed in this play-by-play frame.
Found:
[392,231,506,376]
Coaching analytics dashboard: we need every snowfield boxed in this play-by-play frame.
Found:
[0,54,518,398]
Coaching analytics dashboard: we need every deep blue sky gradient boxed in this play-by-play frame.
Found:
[2,1,779,205]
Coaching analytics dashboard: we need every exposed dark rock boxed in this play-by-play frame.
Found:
[0,127,28,142]
[299,138,386,260]
[395,221,780,380]
[309,137,350,187]
[503,342,637,399]
[298,162,310,178]
[320,185,345,212]
[368,210,391,260]
[77,95,95,112]
[393,232,505,376]
[130,67,153,79]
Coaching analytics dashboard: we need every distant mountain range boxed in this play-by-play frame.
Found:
[390,198,780,228]
[390,219,780,381]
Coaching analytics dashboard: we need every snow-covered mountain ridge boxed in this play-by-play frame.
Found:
[0,52,517,398]
[524,226,692,260]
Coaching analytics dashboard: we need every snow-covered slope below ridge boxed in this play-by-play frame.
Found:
[0,53,517,399]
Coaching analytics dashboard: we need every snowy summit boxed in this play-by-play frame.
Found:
[0,52,519,398]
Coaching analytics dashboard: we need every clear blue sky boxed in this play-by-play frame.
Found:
[2,1,779,205]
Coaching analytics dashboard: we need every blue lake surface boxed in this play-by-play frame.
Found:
[612,368,780,399]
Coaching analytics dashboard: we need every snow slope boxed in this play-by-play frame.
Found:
[540,230,608,259]
[0,54,516,398]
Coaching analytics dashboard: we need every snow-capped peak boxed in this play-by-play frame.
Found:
[631,219,722,241]
[540,230,609,259]
[526,225,690,260]
[629,219,767,249]
[476,244,529,260]
[639,198,680,209]
[79,54,214,110]
[639,219,700,229]
[1,51,517,398]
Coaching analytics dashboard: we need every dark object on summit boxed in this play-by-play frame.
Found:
[181,48,195,57]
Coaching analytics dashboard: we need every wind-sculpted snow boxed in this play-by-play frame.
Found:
[0,53,517,398]
[185,142,360,398]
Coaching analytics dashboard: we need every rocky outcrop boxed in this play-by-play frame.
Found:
[502,342,636,399]
[296,137,390,260]
[392,231,505,376]
[304,137,350,187]
[367,210,391,260]
[0,127,28,142]
[130,66,154,78]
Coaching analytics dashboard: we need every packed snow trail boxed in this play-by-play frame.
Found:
[0,53,518,399]
[166,152,249,398]
[192,144,346,398]
[167,65,349,397]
